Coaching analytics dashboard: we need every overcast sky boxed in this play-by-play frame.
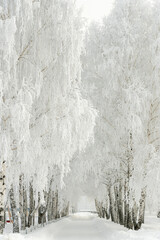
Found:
[76,0,115,22]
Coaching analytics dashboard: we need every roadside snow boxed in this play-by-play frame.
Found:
[0,213,160,240]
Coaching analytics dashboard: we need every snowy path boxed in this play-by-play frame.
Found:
[49,213,107,240]
[24,213,160,240]
[25,213,108,240]
[2,213,160,240]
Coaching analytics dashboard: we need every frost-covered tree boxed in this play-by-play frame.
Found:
[0,0,96,233]
[81,0,160,230]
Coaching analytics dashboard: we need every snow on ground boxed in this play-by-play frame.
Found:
[1,213,160,240]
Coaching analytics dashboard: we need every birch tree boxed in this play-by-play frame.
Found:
[81,0,156,230]
[0,0,96,233]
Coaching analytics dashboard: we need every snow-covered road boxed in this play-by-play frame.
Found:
[49,213,106,240]
[2,213,160,240]
[26,213,108,240]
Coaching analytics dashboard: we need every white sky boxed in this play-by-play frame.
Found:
[77,196,96,211]
[77,0,115,22]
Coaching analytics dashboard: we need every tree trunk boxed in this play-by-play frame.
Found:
[118,182,123,225]
[66,201,69,216]
[105,197,110,220]
[38,179,53,225]
[38,192,41,225]
[124,177,133,229]
[108,186,116,222]
[132,201,139,230]
[0,162,5,234]
[10,186,19,233]
[127,205,133,229]
[47,187,54,222]
[51,192,54,220]
[137,188,146,229]
[124,179,128,228]
[55,190,60,219]
[23,186,28,228]
[114,186,119,223]
[126,184,133,229]
[28,182,34,228]
[53,190,59,219]
[47,191,52,222]
[19,175,25,230]
[33,200,35,226]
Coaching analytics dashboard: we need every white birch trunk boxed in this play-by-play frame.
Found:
[10,186,19,233]
[19,175,25,230]
[28,182,34,228]
[23,186,28,228]
[0,161,5,234]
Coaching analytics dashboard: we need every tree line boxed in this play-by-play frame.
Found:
[0,0,96,234]
[82,0,160,230]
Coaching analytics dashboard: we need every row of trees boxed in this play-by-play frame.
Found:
[9,174,69,233]
[0,0,96,234]
[2,0,160,234]
[82,0,160,230]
